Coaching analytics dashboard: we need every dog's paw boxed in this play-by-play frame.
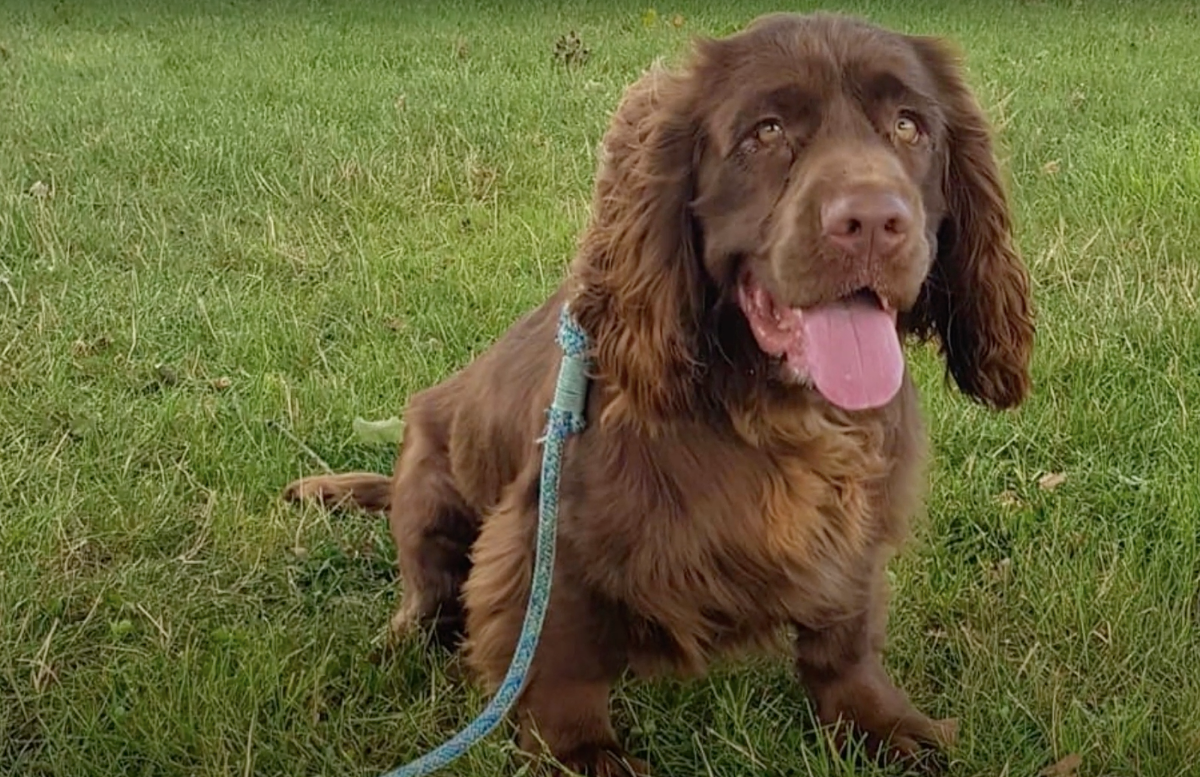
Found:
[551,744,651,777]
[281,475,333,504]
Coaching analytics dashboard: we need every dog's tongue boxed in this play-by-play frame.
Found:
[737,279,904,411]
[799,297,903,411]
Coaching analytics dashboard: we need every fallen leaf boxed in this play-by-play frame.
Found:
[995,489,1023,508]
[109,618,135,640]
[1042,159,1061,175]
[154,363,180,387]
[984,557,1013,584]
[1038,471,1066,491]
[551,31,589,67]
[1039,752,1082,777]
[353,416,405,446]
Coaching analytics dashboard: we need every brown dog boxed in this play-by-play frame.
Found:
[284,12,1033,775]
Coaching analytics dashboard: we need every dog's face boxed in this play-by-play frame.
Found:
[688,14,954,409]
[693,15,949,308]
[573,12,1034,422]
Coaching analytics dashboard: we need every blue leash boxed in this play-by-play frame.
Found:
[382,304,591,777]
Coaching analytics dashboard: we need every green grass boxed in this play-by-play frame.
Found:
[3,0,1200,774]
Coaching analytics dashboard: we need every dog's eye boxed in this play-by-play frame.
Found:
[894,115,921,144]
[753,119,784,146]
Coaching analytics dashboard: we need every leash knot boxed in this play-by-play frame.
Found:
[543,304,590,437]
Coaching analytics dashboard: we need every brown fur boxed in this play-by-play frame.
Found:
[283,13,1033,774]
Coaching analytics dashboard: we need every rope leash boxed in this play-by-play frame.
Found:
[382,304,591,777]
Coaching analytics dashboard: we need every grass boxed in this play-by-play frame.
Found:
[2,0,1200,774]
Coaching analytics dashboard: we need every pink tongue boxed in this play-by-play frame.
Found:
[799,298,903,411]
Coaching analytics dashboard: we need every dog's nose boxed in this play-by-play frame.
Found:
[820,190,913,260]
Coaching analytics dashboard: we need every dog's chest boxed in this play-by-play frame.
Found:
[683,445,886,618]
[571,419,896,667]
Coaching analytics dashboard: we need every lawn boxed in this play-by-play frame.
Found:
[3,0,1200,775]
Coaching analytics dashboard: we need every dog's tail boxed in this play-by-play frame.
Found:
[282,472,392,515]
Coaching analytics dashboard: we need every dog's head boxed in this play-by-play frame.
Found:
[572,13,1034,424]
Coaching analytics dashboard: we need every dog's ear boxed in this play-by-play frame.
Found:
[570,66,705,426]
[903,37,1035,409]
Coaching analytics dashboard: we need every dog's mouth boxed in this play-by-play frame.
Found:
[736,273,904,411]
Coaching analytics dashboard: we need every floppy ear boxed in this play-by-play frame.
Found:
[903,37,1035,410]
[570,65,705,426]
